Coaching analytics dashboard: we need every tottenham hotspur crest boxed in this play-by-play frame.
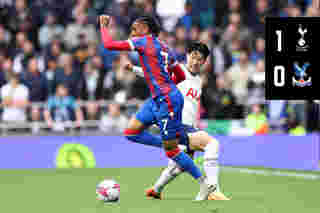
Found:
[296,24,309,51]
[292,62,311,87]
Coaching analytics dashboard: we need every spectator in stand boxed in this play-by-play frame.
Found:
[0,49,6,69]
[99,102,128,134]
[64,12,97,51]
[156,0,185,32]
[46,55,58,96]
[175,25,188,43]
[190,25,201,42]
[177,0,193,33]
[81,57,104,120]
[287,0,313,12]
[222,34,242,67]
[45,38,64,65]
[0,25,10,54]
[99,43,119,73]
[225,47,255,106]
[245,104,268,135]
[247,59,265,105]
[267,100,289,133]
[107,0,138,36]
[20,57,48,131]
[38,13,64,49]
[201,75,237,119]
[220,12,252,51]
[10,31,27,58]
[13,40,45,73]
[44,84,83,131]
[174,41,187,62]
[72,0,99,24]
[221,0,247,27]
[73,34,90,68]
[249,0,272,35]
[141,0,162,25]
[7,0,39,46]
[1,72,29,123]
[102,53,126,100]
[250,36,265,64]
[0,58,13,88]
[287,3,303,17]
[305,3,320,16]
[54,53,84,99]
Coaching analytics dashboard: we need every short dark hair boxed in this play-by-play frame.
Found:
[135,15,161,36]
[186,42,210,60]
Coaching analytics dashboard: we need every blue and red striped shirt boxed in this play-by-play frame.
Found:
[101,27,183,98]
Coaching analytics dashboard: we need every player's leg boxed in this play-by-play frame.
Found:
[146,145,185,199]
[156,90,215,200]
[124,98,162,148]
[148,128,229,200]
[147,125,192,198]
[156,91,201,180]
[188,130,230,200]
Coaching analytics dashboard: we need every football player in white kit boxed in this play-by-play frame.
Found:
[126,42,230,200]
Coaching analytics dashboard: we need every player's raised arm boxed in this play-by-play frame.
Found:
[99,15,133,51]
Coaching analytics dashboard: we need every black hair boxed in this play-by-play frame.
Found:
[135,15,161,36]
[186,42,210,60]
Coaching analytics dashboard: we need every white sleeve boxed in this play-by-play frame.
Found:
[132,66,144,78]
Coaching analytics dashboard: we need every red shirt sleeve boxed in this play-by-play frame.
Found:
[100,27,132,51]
[168,63,186,84]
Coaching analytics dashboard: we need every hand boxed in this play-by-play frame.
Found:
[124,63,133,72]
[99,15,111,28]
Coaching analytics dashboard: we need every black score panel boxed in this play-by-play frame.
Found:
[265,17,320,100]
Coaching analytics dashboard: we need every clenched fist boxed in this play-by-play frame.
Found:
[99,15,111,28]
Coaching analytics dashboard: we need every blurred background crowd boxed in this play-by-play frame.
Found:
[0,0,320,135]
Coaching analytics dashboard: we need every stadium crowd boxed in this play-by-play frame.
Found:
[0,0,319,135]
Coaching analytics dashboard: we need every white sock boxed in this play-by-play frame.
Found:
[154,159,183,193]
[203,141,219,187]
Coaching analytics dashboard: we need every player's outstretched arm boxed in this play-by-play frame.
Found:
[99,15,133,51]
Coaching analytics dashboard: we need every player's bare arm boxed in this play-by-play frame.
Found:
[99,15,132,51]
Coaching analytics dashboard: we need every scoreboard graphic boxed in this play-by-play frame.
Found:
[265,17,320,100]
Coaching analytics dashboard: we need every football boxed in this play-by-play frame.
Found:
[96,179,120,202]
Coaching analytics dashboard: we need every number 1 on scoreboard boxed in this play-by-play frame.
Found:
[276,30,282,52]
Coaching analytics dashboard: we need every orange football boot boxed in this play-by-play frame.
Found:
[208,192,231,200]
[145,188,162,200]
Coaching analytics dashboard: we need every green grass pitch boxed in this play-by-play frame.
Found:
[0,167,319,213]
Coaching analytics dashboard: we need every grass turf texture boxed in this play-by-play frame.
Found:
[0,167,319,213]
